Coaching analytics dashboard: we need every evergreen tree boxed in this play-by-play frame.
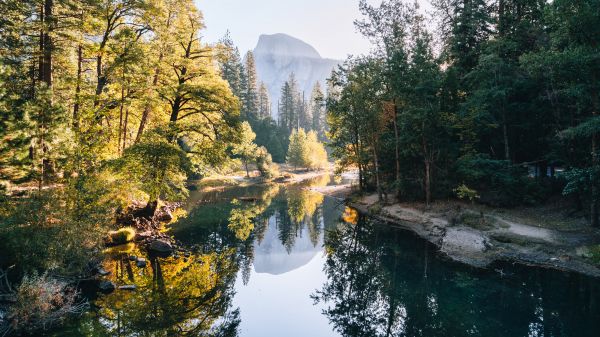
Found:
[258,82,271,118]
[310,82,327,140]
[217,31,244,100]
[278,73,301,132]
[242,51,259,119]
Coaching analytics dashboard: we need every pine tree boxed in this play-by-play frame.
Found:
[258,82,271,118]
[242,51,259,119]
[310,82,326,140]
[278,73,300,132]
[217,31,244,100]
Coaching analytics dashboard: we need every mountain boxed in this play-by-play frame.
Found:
[253,33,340,119]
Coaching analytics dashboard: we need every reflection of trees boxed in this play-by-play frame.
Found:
[314,216,600,337]
[285,188,324,248]
[228,184,280,241]
[89,248,240,336]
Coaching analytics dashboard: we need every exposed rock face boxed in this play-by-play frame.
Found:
[253,33,340,119]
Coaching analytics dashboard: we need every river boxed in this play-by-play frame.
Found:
[51,175,600,337]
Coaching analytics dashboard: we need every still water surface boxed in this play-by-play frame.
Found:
[53,175,600,336]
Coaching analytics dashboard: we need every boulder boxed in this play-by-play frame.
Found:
[148,239,173,254]
[128,255,137,261]
[135,231,153,242]
[97,267,111,276]
[155,208,173,222]
[136,257,147,268]
[98,281,116,293]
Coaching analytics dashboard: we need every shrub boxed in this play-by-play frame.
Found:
[256,146,279,180]
[454,184,480,203]
[109,227,136,245]
[3,273,87,335]
[456,154,546,206]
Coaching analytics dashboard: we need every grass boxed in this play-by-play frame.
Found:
[109,227,136,245]
[586,245,600,265]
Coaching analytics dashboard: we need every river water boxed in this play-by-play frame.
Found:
[52,175,600,337]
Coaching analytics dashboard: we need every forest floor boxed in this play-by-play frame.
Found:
[313,184,600,278]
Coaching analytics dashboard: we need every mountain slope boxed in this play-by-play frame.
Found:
[253,33,340,119]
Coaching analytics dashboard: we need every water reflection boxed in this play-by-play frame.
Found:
[314,214,600,337]
[53,175,600,337]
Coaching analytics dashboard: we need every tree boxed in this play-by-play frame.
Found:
[287,128,328,170]
[279,73,301,132]
[232,122,258,177]
[216,31,244,99]
[258,82,271,118]
[287,128,308,170]
[310,82,327,140]
[242,51,259,119]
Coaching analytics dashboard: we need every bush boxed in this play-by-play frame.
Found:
[3,273,87,335]
[108,227,136,245]
[256,146,279,180]
[456,154,546,207]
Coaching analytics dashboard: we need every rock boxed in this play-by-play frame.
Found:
[128,255,137,261]
[98,281,116,293]
[135,231,153,242]
[97,267,111,276]
[136,258,147,268]
[155,208,173,222]
[118,285,137,291]
[148,239,173,254]
[184,252,191,257]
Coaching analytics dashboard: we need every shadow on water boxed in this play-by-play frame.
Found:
[314,212,600,337]
[51,174,600,337]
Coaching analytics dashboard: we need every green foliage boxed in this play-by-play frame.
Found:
[232,122,259,177]
[287,129,328,170]
[255,146,279,180]
[456,155,544,206]
[454,184,480,203]
[108,227,136,245]
[115,132,192,203]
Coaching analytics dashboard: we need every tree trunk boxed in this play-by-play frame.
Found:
[393,101,401,183]
[502,110,510,162]
[41,0,53,87]
[591,84,599,227]
[373,142,383,203]
[244,160,250,178]
[118,86,124,153]
[424,160,431,207]
[123,108,129,153]
[73,44,82,130]
[94,54,104,109]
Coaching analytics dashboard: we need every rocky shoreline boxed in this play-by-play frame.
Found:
[347,197,600,278]
[307,178,600,279]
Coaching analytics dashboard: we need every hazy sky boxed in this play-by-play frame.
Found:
[195,0,380,60]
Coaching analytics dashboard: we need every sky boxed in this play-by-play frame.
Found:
[195,0,380,60]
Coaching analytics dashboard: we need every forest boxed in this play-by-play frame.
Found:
[0,0,599,336]
[328,0,600,224]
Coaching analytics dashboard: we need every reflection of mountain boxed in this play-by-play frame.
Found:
[253,215,322,275]
[253,33,340,118]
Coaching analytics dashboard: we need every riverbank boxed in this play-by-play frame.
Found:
[311,182,600,278]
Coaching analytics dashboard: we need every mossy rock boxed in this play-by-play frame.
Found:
[104,243,136,255]
[109,227,136,245]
